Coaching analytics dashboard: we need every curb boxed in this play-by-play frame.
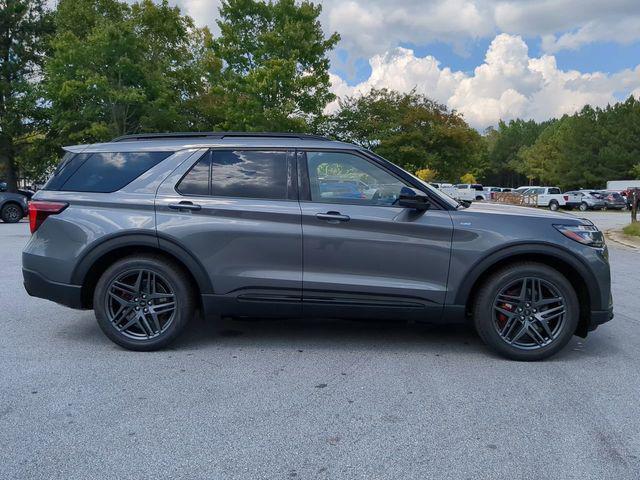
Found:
[605,229,640,250]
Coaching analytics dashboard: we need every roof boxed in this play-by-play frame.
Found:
[63,132,358,153]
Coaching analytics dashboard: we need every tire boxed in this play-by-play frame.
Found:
[579,202,588,211]
[548,200,559,211]
[93,254,195,351]
[1,203,23,223]
[473,262,579,361]
[475,195,484,201]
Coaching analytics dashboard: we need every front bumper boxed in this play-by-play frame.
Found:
[588,306,614,331]
[23,268,84,309]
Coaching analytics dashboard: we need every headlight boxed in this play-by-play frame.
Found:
[554,224,605,248]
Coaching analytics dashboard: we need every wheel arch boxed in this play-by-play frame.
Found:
[71,233,213,309]
[457,244,599,337]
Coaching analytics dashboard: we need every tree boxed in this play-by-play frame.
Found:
[515,98,640,190]
[44,0,210,147]
[482,119,551,188]
[415,168,438,182]
[460,172,477,184]
[0,0,53,191]
[328,88,485,181]
[213,0,339,131]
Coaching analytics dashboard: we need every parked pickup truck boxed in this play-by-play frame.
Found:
[429,182,458,200]
[521,186,568,211]
[455,183,486,202]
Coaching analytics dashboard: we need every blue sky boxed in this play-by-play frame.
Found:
[175,0,640,128]
[334,39,640,85]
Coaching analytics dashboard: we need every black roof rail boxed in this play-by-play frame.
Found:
[111,131,331,142]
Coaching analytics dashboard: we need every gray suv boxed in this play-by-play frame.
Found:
[22,132,613,360]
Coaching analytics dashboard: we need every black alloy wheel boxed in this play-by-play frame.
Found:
[105,269,177,340]
[492,277,566,349]
[473,262,579,361]
[94,254,194,351]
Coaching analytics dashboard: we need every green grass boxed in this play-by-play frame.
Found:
[623,222,640,237]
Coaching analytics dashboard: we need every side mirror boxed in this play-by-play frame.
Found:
[399,192,431,211]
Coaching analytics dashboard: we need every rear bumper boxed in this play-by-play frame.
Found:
[23,268,84,309]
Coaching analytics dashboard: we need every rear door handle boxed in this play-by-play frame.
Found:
[316,211,350,222]
[168,201,202,212]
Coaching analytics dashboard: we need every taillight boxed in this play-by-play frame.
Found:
[563,195,568,201]
[28,201,68,234]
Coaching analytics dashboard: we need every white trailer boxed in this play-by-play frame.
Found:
[606,180,640,190]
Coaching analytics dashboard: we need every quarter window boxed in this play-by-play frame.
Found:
[46,151,172,193]
[305,151,413,206]
[176,152,211,196]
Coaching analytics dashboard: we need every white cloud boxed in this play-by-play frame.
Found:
[173,0,223,33]
[329,34,640,129]
[172,0,640,56]
[541,16,640,53]
[324,0,493,58]
[323,0,640,57]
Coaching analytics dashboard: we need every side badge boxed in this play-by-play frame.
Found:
[460,222,472,226]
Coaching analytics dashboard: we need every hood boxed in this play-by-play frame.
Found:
[463,202,583,222]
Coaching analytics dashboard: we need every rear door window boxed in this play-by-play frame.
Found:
[548,188,561,194]
[210,150,288,199]
[45,151,172,193]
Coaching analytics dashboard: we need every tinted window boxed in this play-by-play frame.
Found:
[306,151,412,206]
[548,188,561,194]
[210,150,288,199]
[47,151,172,193]
[43,153,92,190]
[177,152,211,196]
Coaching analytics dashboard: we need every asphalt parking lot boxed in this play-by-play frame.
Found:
[1,211,639,480]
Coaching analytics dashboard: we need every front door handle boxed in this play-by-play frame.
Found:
[316,211,350,223]
[168,201,202,212]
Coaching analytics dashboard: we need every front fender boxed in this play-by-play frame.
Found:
[450,241,607,311]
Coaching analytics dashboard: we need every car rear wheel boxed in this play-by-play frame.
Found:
[579,202,588,211]
[548,200,559,211]
[93,254,195,351]
[1,203,23,223]
[473,262,579,361]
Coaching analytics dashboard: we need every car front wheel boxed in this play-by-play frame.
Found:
[579,202,588,211]
[93,254,195,351]
[473,262,579,361]
[548,200,559,211]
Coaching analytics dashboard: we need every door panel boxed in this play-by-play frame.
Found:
[299,150,454,320]
[155,149,302,316]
